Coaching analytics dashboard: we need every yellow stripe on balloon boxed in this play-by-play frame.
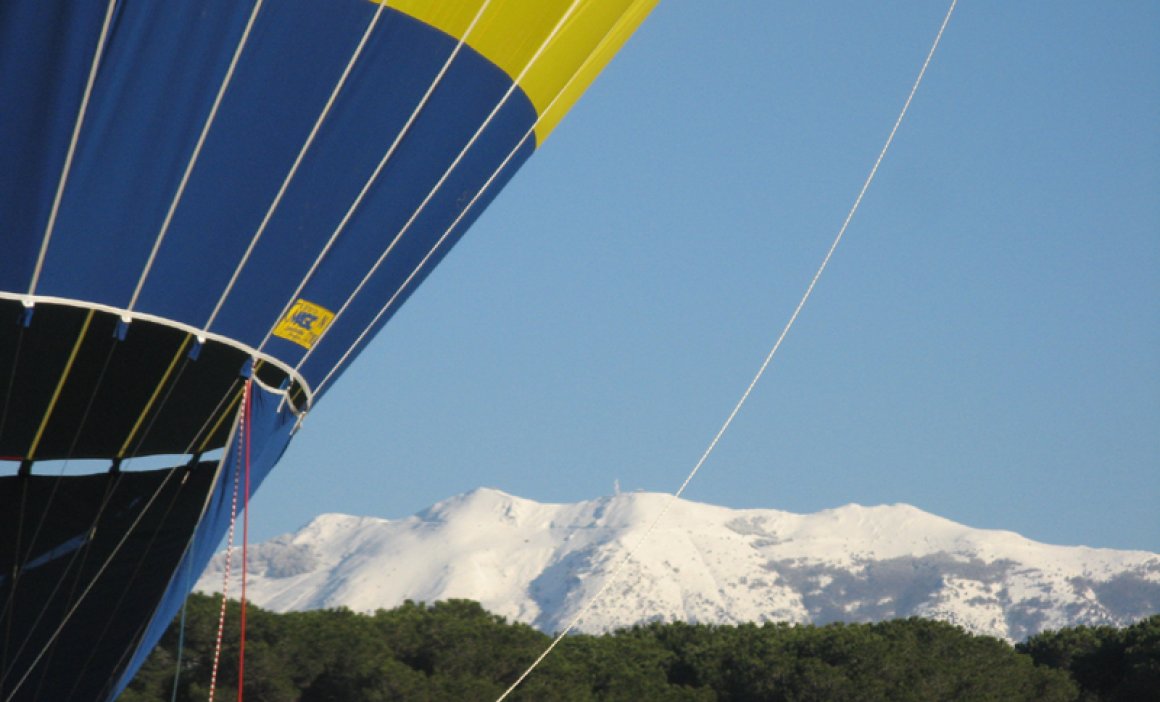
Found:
[386,0,657,145]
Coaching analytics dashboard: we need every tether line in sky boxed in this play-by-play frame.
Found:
[495,1,959,698]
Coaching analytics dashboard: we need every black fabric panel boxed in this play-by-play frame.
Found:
[0,300,286,459]
[0,461,218,701]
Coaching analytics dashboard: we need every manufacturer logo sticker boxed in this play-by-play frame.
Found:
[273,299,335,349]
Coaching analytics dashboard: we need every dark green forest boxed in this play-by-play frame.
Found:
[124,595,1158,701]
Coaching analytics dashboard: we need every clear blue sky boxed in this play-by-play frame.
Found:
[248,1,1159,553]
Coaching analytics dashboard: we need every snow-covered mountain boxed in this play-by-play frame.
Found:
[196,488,1159,642]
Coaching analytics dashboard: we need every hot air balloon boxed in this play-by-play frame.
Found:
[0,1,655,698]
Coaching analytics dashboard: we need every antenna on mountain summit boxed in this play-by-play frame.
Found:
[613,479,621,496]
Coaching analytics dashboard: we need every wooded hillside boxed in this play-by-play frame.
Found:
[122,595,1158,701]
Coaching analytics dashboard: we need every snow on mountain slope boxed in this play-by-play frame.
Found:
[196,488,1160,641]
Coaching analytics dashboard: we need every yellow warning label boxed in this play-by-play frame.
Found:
[273,299,335,349]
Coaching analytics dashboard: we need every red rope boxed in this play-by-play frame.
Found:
[207,380,250,702]
[236,381,252,701]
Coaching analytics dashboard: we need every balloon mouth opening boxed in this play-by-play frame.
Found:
[0,298,294,463]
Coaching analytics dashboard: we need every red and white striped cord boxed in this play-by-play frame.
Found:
[207,380,252,702]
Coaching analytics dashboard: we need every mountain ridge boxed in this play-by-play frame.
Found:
[197,487,1160,642]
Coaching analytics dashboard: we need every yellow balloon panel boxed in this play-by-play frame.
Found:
[387,0,657,144]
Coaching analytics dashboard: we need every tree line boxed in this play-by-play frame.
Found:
[122,594,1158,701]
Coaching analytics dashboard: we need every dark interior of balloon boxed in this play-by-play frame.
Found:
[0,299,296,464]
[0,461,219,700]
